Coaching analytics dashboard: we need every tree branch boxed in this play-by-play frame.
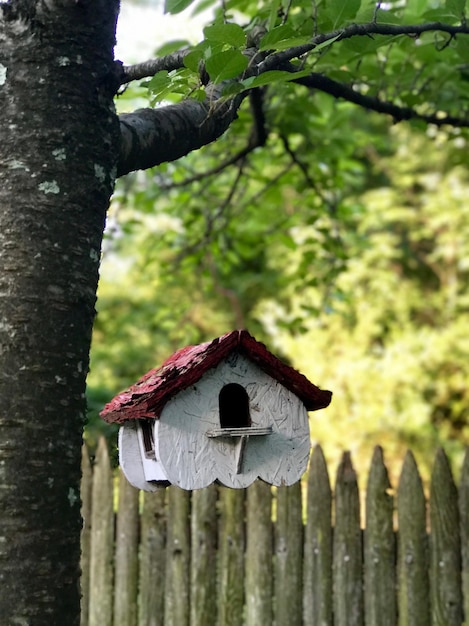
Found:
[159,143,251,188]
[173,161,246,263]
[117,88,247,177]
[288,68,469,127]
[119,50,189,84]
[116,20,469,176]
[119,21,469,86]
[281,135,324,198]
[159,90,268,189]
[258,21,469,72]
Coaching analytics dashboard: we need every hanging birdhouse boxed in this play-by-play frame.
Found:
[100,330,332,490]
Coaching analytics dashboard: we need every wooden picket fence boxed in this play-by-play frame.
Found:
[80,438,469,626]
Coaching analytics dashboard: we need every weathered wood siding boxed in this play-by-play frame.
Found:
[81,439,469,626]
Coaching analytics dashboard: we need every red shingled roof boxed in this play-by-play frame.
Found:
[100,329,332,424]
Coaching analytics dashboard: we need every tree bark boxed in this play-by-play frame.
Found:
[0,1,120,624]
[118,91,245,176]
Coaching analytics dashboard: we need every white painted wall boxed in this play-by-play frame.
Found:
[119,421,167,491]
[158,353,310,489]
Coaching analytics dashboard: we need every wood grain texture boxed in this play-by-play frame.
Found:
[397,450,430,626]
[429,448,462,626]
[275,482,303,626]
[303,445,332,626]
[164,487,190,626]
[139,487,167,626]
[81,441,469,626]
[218,487,246,626]
[333,451,363,626]
[245,481,273,626]
[191,485,218,626]
[114,471,139,626]
[364,446,396,626]
[89,437,114,626]
[158,354,310,489]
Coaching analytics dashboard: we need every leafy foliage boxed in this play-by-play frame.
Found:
[146,0,469,126]
[89,0,469,475]
[263,127,469,478]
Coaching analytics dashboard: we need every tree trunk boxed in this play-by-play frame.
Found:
[0,1,120,624]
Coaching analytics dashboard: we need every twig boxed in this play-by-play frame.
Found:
[159,144,252,189]
[373,2,381,24]
[119,21,469,87]
[231,163,293,223]
[258,21,469,72]
[120,50,189,84]
[206,253,246,329]
[284,65,469,127]
[173,161,246,263]
[160,90,268,189]
[281,135,324,198]
[282,0,294,26]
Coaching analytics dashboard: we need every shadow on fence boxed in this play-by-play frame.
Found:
[80,437,469,626]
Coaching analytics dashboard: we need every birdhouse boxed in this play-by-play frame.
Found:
[100,330,332,491]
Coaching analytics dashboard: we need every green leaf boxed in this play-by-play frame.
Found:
[146,71,172,93]
[262,38,312,52]
[221,82,245,97]
[423,8,460,21]
[313,34,342,52]
[267,0,282,31]
[191,0,219,16]
[183,48,204,72]
[259,24,294,47]
[405,0,429,15]
[455,36,469,62]
[445,0,466,17]
[164,0,194,14]
[145,69,195,103]
[327,0,361,28]
[203,23,247,48]
[340,34,395,63]
[240,69,313,89]
[155,40,190,56]
[191,88,207,101]
[205,49,249,82]
[259,24,310,51]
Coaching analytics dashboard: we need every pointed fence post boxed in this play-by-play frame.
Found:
[303,445,332,626]
[218,487,245,626]
[364,446,396,626]
[89,436,114,626]
[164,486,191,626]
[114,469,140,626]
[333,451,363,626]
[397,450,430,626]
[139,487,167,626]
[191,484,218,626]
[275,482,303,626]
[430,448,462,626]
[245,481,273,626]
[80,442,469,624]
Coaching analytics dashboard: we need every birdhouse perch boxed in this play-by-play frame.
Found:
[100,330,332,490]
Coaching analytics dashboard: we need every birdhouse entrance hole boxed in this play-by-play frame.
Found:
[219,383,251,429]
[207,382,272,439]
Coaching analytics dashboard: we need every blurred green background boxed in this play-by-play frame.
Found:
[86,0,469,485]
